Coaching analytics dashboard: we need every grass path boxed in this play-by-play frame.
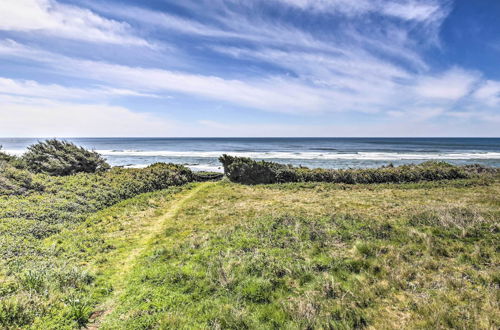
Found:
[86,182,215,329]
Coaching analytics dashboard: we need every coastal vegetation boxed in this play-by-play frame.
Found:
[22,139,110,176]
[219,154,493,185]
[0,141,196,327]
[0,141,498,328]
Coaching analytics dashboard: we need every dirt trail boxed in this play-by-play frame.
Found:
[87,182,214,329]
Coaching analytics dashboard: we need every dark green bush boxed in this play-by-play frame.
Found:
[193,171,224,182]
[22,139,110,176]
[219,156,475,185]
[219,154,292,184]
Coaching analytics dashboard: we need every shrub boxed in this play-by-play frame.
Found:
[219,156,475,185]
[219,154,292,184]
[0,146,14,163]
[193,171,224,182]
[22,139,110,176]
[0,162,45,195]
[0,163,194,227]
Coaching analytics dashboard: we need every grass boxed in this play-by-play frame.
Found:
[0,184,205,328]
[99,178,498,329]
[1,168,499,328]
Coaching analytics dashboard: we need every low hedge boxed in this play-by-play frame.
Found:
[218,155,483,185]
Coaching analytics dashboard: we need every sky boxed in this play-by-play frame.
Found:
[0,0,499,137]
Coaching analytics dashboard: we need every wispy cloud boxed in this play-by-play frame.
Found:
[273,0,447,22]
[1,0,498,137]
[0,0,149,45]
[413,68,480,100]
[0,77,158,100]
[0,37,490,120]
[473,80,500,107]
[0,40,331,113]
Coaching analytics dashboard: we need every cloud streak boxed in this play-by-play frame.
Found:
[273,0,447,22]
[0,0,148,45]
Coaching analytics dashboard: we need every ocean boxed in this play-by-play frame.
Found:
[1,138,500,172]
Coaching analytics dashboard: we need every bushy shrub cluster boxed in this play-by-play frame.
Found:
[22,139,110,176]
[0,162,45,195]
[0,163,193,225]
[219,155,478,184]
[219,154,294,184]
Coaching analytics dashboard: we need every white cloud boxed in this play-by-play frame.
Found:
[447,111,500,124]
[0,96,173,137]
[210,46,410,112]
[274,0,446,22]
[0,77,158,100]
[197,117,500,137]
[75,61,330,114]
[413,68,480,100]
[473,80,500,106]
[382,0,444,22]
[0,41,330,113]
[0,39,491,120]
[0,0,148,45]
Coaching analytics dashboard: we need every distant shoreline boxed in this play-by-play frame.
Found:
[2,137,500,171]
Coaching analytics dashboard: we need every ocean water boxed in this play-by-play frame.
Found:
[1,138,500,172]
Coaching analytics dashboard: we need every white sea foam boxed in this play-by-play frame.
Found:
[122,164,149,169]
[96,150,500,160]
[2,149,25,156]
[122,163,222,172]
[187,164,223,172]
[5,148,500,161]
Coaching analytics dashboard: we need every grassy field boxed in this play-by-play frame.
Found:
[1,172,499,328]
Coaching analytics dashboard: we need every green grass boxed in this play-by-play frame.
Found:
[100,178,498,329]
[1,169,499,328]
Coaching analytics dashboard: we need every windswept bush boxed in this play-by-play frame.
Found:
[22,139,110,176]
[219,154,293,184]
[219,155,478,185]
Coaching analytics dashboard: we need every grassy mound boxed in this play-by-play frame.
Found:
[219,155,495,185]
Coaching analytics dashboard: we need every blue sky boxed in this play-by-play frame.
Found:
[0,0,499,137]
